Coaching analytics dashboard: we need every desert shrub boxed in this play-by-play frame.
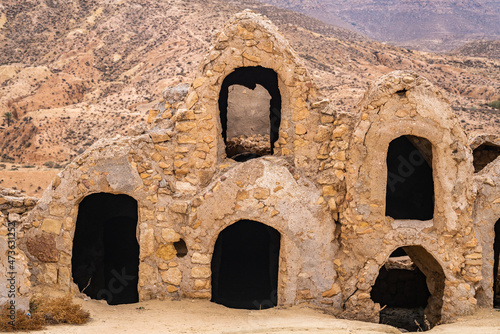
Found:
[489,99,500,109]
[44,161,55,168]
[0,295,90,332]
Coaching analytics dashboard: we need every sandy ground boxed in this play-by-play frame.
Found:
[0,165,59,197]
[17,298,500,334]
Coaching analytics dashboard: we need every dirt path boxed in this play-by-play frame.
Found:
[17,298,500,334]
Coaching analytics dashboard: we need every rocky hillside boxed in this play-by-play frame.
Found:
[259,0,500,52]
[451,40,500,60]
[0,0,499,164]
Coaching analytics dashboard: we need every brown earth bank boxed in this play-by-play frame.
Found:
[0,0,499,167]
[14,297,500,334]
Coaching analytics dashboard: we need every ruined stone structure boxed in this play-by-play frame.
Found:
[2,10,500,330]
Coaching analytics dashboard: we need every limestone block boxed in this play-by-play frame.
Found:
[160,268,182,286]
[191,267,211,279]
[41,218,63,235]
[331,124,349,138]
[194,279,210,290]
[170,202,188,214]
[162,229,181,243]
[295,124,307,135]
[186,91,199,109]
[157,244,177,261]
[139,263,154,287]
[191,252,211,265]
[150,132,171,143]
[167,285,178,293]
[242,52,260,62]
[139,228,155,259]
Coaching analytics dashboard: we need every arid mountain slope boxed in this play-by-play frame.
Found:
[258,0,500,52]
[451,40,500,60]
[0,0,499,165]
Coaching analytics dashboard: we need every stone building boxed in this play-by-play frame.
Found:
[1,10,500,330]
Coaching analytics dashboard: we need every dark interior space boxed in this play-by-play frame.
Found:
[71,193,139,305]
[473,143,500,173]
[494,219,500,308]
[218,66,281,160]
[386,135,434,220]
[211,220,281,309]
[371,247,432,331]
[174,239,188,257]
[390,247,408,257]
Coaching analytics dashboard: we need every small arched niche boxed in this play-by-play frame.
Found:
[473,142,500,173]
[495,219,500,308]
[386,135,434,220]
[71,193,139,305]
[211,219,281,309]
[218,66,281,162]
[370,246,445,331]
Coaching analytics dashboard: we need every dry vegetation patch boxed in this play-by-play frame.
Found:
[0,295,90,332]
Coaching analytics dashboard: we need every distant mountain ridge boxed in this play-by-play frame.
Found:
[258,0,500,52]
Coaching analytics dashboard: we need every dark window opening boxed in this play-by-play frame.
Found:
[494,219,500,308]
[371,246,444,331]
[473,143,500,173]
[219,66,281,160]
[71,193,139,305]
[211,220,281,309]
[386,135,434,220]
[174,239,188,258]
[395,89,407,97]
[390,248,407,257]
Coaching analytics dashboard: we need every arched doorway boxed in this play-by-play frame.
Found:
[495,219,500,308]
[211,220,281,309]
[370,246,444,331]
[71,193,139,305]
[386,135,434,220]
[218,66,281,162]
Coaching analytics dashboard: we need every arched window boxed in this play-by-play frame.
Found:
[219,66,281,162]
[72,193,139,305]
[386,135,434,220]
[211,220,281,309]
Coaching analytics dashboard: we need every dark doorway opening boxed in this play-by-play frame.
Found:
[473,143,500,173]
[71,193,139,305]
[494,219,500,308]
[371,246,444,331]
[211,220,281,309]
[218,66,281,161]
[386,135,434,220]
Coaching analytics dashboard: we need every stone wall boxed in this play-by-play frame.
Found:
[0,188,38,311]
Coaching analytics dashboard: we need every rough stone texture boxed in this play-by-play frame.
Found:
[0,188,37,311]
[2,10,499,329]
[26,234,58,262]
